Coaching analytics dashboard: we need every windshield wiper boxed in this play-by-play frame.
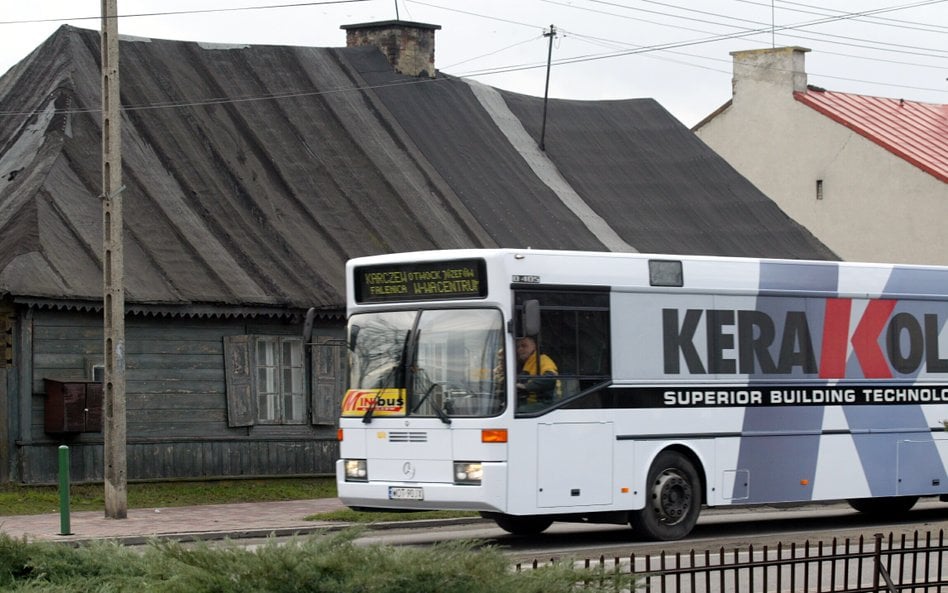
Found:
[361,399,377,424]
[363,366,398,425]
[411,380,452,425]
[431,397,451,425]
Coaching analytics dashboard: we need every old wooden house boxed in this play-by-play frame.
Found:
[0,22,834,484]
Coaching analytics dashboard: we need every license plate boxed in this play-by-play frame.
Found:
[388,486,424,501]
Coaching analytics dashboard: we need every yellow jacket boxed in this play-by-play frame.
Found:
[519,352,558,402]
[520,352,557,377]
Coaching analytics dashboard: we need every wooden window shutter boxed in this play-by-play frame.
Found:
[311,336,346,426]
[223,335,255,427]
[1,314,11,368]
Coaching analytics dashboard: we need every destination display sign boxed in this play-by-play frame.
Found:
[354,259,487,303]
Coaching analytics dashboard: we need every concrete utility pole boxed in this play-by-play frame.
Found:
[101,0,127,519]
[539,24,557,151]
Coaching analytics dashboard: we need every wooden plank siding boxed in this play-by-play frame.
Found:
[18,439,339,484]
[17,308,344,484]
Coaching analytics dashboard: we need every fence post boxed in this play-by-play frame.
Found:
[58,445,72,535]
[873,532,899,593]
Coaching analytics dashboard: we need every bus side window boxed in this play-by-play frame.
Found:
[519,293,610,399]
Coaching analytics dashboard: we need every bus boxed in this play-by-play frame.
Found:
[335,249,948,540]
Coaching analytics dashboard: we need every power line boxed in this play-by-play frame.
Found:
[441,35,541,70]
[453,27,948,96]
[407,0,948,66]
[404,0,543,30]
[0,74,444,117]
[566,31,947,95]
[558,0,948,57]
[540,0,948,61]
[766,0,948,32]
[567,28,945,73]
[557,1,948,63]
[0,0,370,26]
[0,0,943,120]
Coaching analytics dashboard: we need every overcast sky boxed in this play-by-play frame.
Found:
[1,0,945,126]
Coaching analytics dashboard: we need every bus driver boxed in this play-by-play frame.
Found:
[516,336,558,404]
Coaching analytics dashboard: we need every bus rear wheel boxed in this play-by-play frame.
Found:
[848,496,918,516]
[630,450,701,541]
[486,513,553,536]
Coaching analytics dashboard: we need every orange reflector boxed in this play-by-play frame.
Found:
[800,479,809,486]
[337,428,344,442]
[481,429,508,443]
[620,487,630,493]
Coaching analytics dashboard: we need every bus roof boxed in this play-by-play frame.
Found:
[347,249,948,301]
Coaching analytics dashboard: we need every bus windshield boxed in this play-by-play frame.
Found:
[348,309,506,418]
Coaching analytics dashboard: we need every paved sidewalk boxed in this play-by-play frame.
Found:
[0,498,352,545]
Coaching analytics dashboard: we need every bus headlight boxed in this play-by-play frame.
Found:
[345,459,368,482]
[454,462,483,485]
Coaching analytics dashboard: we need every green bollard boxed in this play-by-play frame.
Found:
[58,445,72,535]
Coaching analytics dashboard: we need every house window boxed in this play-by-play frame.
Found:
[816,179,824,200]
[224,335,306,427]
[255,337,305,424]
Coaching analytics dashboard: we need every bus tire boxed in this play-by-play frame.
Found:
[490,514,553,536]
[848,496,918,516]
[630,450,701,541]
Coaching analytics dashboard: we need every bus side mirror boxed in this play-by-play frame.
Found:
[522,300,541,337]
[348,325,361,350]
[302,308,316,343]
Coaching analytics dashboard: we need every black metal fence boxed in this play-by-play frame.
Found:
[517,530,948,592]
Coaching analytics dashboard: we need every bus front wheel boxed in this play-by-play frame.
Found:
[630,450,701,541]
[485,513,553,536]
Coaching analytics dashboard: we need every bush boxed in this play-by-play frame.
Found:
[0,530,636,592]
[0,534,153,592]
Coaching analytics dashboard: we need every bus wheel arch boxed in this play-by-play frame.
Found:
[630,447,704,541]
[481,512,553,536]
[848,496,918,516]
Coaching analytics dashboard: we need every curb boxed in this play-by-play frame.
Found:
[51,516,490,546]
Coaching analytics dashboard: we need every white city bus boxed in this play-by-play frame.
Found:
[335,249,948,540]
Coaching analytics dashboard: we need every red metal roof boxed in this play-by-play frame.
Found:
[794,88,948,184]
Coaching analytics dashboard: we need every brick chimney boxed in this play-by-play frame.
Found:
[341,20,441,78]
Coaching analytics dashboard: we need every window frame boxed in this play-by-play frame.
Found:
[514,287,612,412]
[253,336,306,425]
[224,334,308,427]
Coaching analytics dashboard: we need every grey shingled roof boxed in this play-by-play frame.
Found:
[0,26,836,313]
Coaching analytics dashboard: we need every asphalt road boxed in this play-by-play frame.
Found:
[350,499,948,562]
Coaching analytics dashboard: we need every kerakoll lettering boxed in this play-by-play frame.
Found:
[662,300,948,380]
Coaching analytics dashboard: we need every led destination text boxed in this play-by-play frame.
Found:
[355,259,486,303]
[362,271,480,297]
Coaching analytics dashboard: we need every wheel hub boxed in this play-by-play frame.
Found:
[651,469,692,525]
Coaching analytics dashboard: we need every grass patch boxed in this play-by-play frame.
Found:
[0,530,637,592]
[307,508,480,523]
[0,478,336,516]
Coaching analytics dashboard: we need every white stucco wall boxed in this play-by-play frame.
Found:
[695,49,948,265]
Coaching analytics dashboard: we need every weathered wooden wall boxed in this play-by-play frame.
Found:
[1,306,13,482]
[14,307,344,484]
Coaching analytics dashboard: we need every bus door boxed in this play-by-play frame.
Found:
[513,287,615,506]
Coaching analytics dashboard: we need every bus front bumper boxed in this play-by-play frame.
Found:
[335,459,508,512]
